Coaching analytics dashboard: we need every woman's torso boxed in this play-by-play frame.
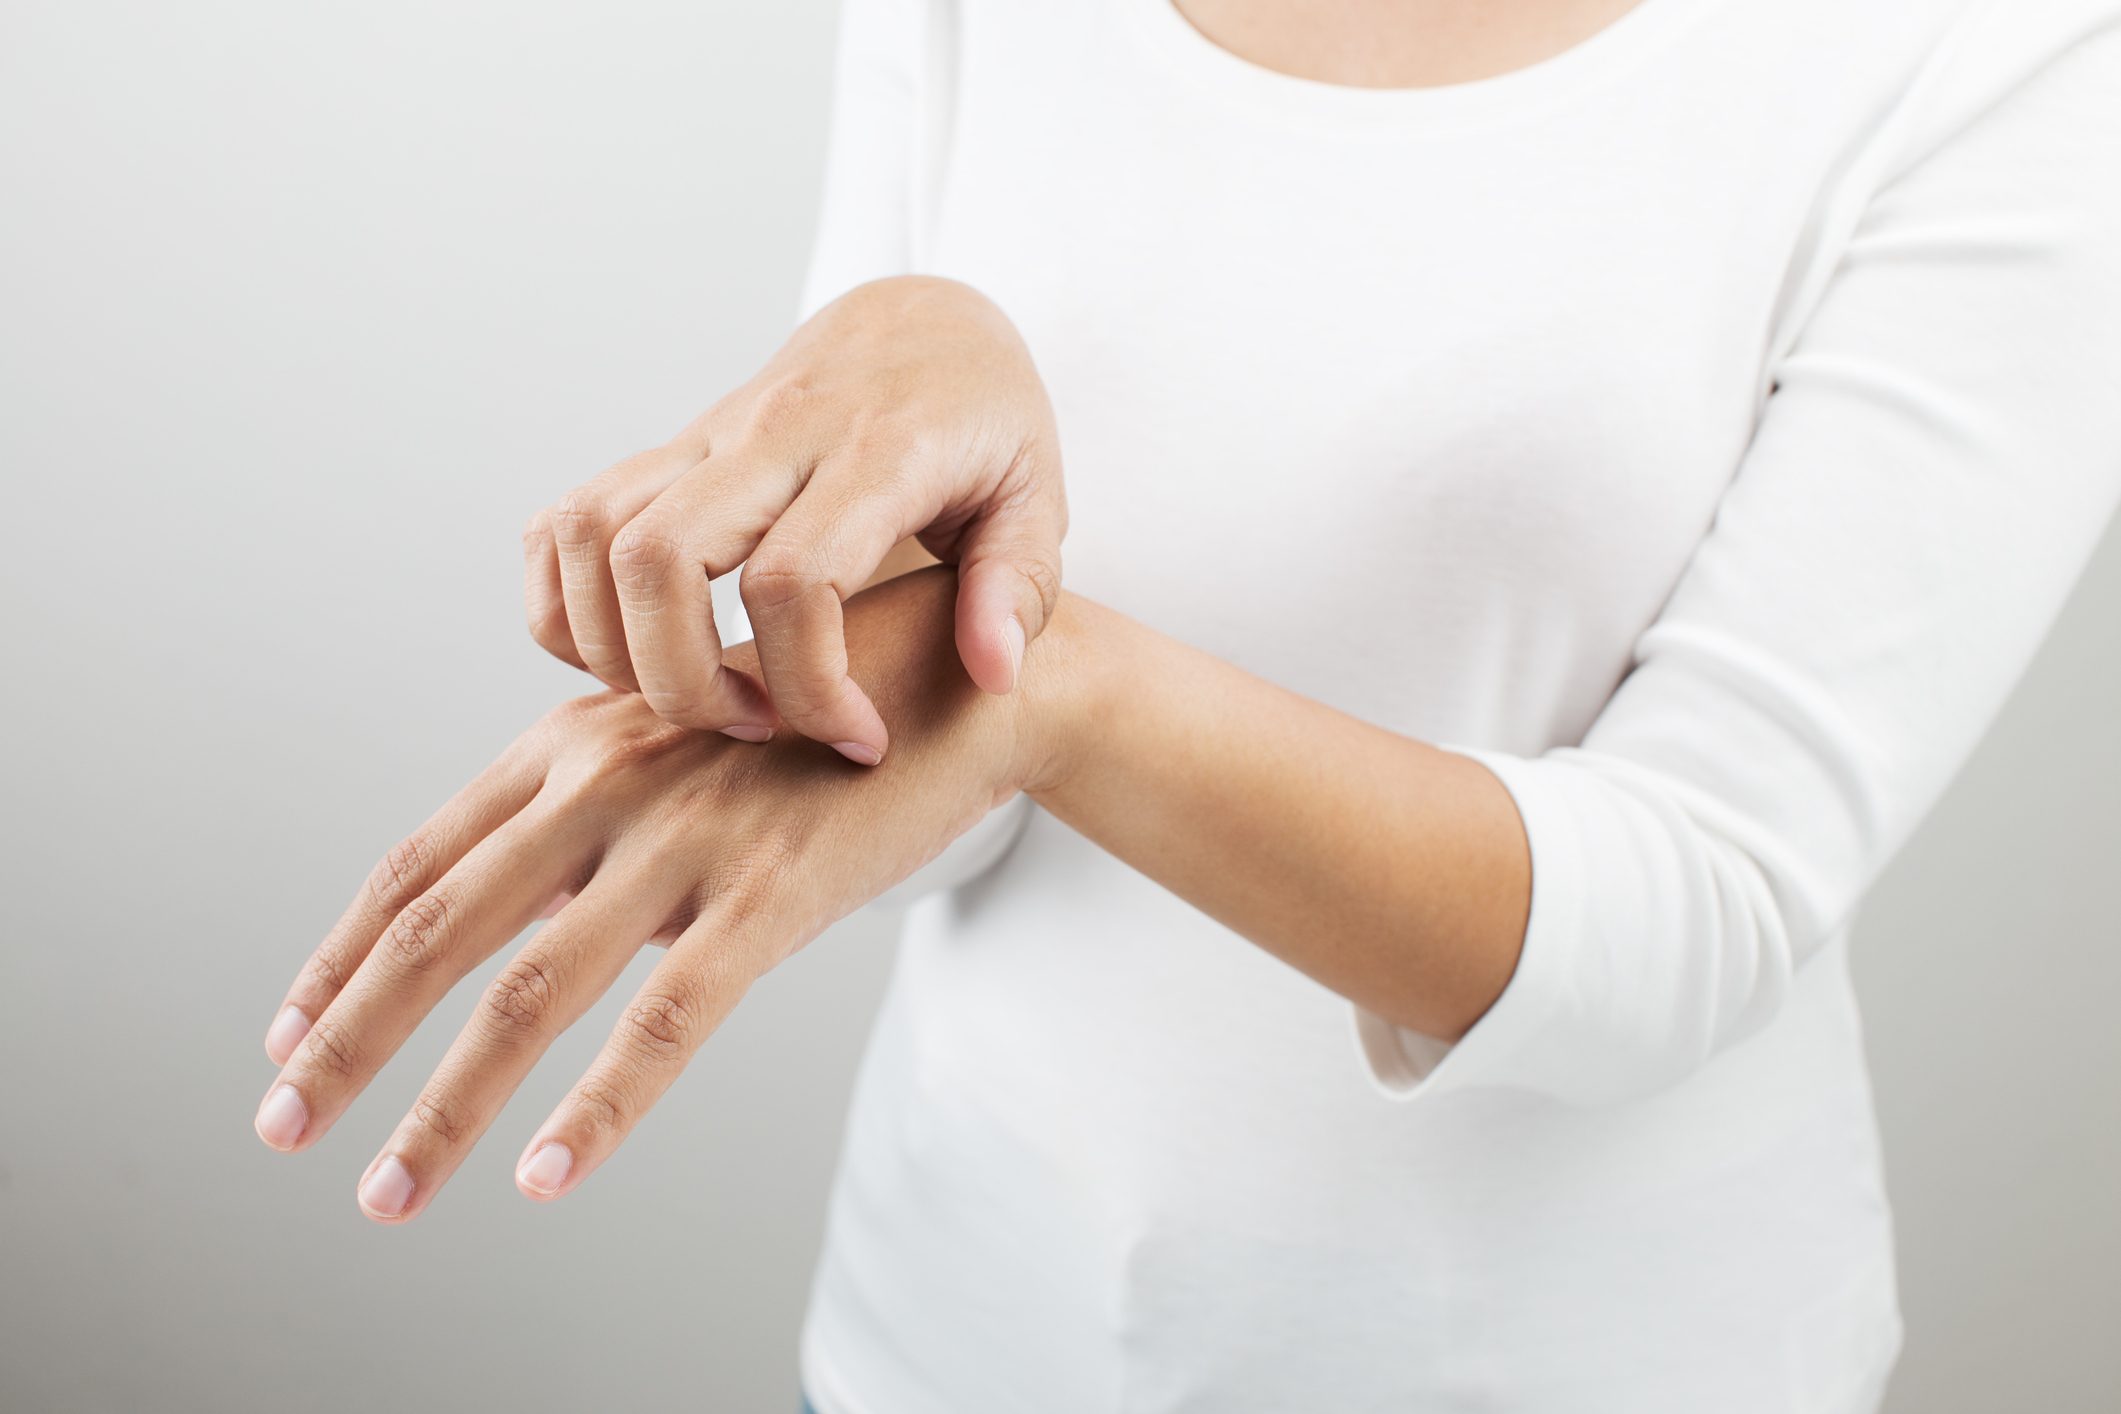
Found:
[800,1,1989,1408]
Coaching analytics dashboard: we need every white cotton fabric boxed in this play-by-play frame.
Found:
[787,1,2121,1410]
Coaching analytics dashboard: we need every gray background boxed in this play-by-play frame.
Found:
[1,2,2115,1410]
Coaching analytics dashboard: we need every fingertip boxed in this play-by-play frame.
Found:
[356,1155,417,1223]
[956,617,1016,696]
[656,665,780,739]
[718,664,783,730]
[753,633,887,760]
[516,1141,574,1200]
[254,1084,308,1151]
[955,562,1039,695]
[264,1005,311,1067]
[1000,614,1025,692]
[820,679,891,765]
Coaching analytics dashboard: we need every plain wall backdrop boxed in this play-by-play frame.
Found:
[2,2,2116,1410]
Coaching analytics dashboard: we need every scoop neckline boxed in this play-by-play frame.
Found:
[1118,0,1709,128]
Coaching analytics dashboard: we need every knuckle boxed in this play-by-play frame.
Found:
[596,720,685,777]
[543,731,670,809]
[549,489,611,546]
[744,826,807,888]
[608,523,684,587]
[408,1090,471,1146]
[542,694,602,732]
[380,892,455,976]
[1019,554,1063,619]
[484,955,560,1037]
[714,837,802,928]
[749,377,819,432]
[738,557,816,617]
[365,834,434,911]
[302,942,354,997]
[527,601,571,652]
[621,990,697,1060]
[570,1076,629,1133]
[302,1016,362,1081]
[841,417,922,476]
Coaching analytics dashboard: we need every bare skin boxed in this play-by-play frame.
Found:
[1175,0,1650,89]
[258,1,1681,1220]
[258,566,1526,1220]
[260,570,1032,1219]
[522,276,1063,766]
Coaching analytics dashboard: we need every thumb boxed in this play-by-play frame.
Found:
[952,480,1065,695]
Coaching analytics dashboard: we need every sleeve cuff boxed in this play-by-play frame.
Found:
[1349,747,1581,1102]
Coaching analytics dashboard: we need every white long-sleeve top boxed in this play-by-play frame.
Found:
[784,1,2121,1409]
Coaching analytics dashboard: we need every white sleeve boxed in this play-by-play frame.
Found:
[1358,7,2121,1105]
[796,0,949,321]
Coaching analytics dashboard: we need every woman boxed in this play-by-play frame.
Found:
[252,0,2121,1408]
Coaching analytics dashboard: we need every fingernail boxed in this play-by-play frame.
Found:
[832,741,883,767]
[719,724,774,744]
[1001,615,1026,691]
[264,1005,311,1065]
[254,1085,307,1150]
[517,1142,573,1197]
[359,1156,416,1219]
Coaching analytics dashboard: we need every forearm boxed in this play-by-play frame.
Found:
[1015,591,1531,1042]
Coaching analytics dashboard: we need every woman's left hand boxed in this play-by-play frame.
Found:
[254,567,1041,1221]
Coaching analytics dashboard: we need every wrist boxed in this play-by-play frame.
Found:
[1009,590,1107,801]
[835,565,1036,793]
[831,564,1097,802]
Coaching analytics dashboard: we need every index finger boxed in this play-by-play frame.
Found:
[608,454,795,739]
[737,461,922,765]
[263,731,546,1065]
[255,802,588,1155]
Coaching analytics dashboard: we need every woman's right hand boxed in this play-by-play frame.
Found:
[522,275,1065,767]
